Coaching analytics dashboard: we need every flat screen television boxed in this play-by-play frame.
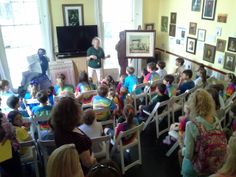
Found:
[56,25,98,56]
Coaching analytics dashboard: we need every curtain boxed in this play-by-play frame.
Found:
[94,0,104,45]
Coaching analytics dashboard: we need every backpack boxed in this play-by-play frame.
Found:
[192,120,227,176]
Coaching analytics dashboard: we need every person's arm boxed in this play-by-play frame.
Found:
[86,48,97,60]
[79,150,96,167]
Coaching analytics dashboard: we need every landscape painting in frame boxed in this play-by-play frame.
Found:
[125,30,155,58]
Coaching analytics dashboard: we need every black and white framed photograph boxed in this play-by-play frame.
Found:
[189,22,197,35]
[216,39,226,52]
[197,29,206,42]
[202,0,217,20]
[62,4,84,26]
[186,37,197,54]
[203,44,216,63]
[169,24,176,37]
[125,30,156,58]
[227,37,236,53]
[170,12,177,24]
[224,52,236,72]
[192,0,202,11]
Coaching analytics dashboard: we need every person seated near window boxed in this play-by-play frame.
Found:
[92,84,117,121]
[79,109,103,153]
[0,80,15,113]
[194,67,207,87]
[143,62,160,91]
[8,111,32,158]
[54,73,74,97]
[139,83,169,120]
[123,66,140,94]
[177,69,195,95]
[175,57,185,79]
[156,61,167,80]
[163,74,176,97]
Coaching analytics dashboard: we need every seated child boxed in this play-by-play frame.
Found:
[177,69,195,94]
[224,73,236,100]
[24,80,39,99]
[194,67,207,87]
[118,86,128,110]
[54,73,74,97]
[139,83,169,119]
[48,86,55,106]
[138,68,148,83]
[156,61,167,80]
[101,75,116,88]
[175,57,185,79]
[163,74,176,97]
[143,62,160,85]
[123,66,141,94]
[116,74,126,94]
[7,95,29,118]
[208,84,225,109]
[108,87,121,110]
[92,84,117,121]
[0,79,14,113]
[79,109,103,153]
[8,111,32,157]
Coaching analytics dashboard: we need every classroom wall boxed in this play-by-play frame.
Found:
[49,0,96,53]
[143,0,236,76]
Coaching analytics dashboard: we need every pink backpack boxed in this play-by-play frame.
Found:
[192,120,227,176]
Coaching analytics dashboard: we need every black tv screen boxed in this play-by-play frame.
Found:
[56,25,98,55]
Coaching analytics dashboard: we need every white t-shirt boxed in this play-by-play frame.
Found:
[157,69,167,80]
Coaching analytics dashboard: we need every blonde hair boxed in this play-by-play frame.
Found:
[92,37,101,46]
[188,88,215,118]
[218,135,236,176]
[47,144,84,177]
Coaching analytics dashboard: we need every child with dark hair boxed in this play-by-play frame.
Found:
[163,74,176,97]
[24,80,39,99]
[143,62,160,84]
[194,67,207,87]
[156,61,167,80]
[92,85,117,121]
[123,66,140,94]
[224,73,236,100]
[101,75,116,88]
[54,73,74,96]
[48,86,55,106]
[6,95,29,117]
[138,68,148,83]
[175,57,185,76]
[177,69,195,94]
[208,84,225,109]
[116,74,126,94]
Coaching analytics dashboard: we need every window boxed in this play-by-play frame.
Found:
[0,0,43,88]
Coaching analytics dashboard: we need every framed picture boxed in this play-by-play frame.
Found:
[191,0,201,11]
[216,39,226,52]
[170,12,177,24]
[186,37,197,54]
[125,30,156,58]
[227,37,236,53]
[62,4,84,26]
[203,44,216,63]
[189,22,197,35]
[169,24,176,37]
[224,52,236,72]
[145,23,155,30]
[197,29,206,42]
[161,16,168,32]
[217,14,227,23]
[202,0,217,20]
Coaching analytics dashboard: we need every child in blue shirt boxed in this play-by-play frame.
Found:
[177,69,195,94]
[124,66,140,94]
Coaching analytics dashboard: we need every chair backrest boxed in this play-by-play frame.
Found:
[91,135,111,160]
[93,108,114,126]
[33,115,51,139]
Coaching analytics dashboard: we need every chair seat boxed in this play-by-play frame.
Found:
[93,142,106,159]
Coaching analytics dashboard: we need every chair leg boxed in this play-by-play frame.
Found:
[166,141,179,157]
[155,117,159,139]
[138,134,142,164]
[120,148,125,174]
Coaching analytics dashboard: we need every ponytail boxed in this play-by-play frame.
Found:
[123,104,135,127]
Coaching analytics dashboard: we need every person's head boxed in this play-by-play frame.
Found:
[29,80,39,98]
[120,86,128,95]
[79,71,89,83]
[147,62,156,72]
[7,96,20,109]
[37,48,46,56]
[206,88,221,111]
[0,80,9,92]
[176,57,185,66]
[188,89,215,118]
[198,68,207,85]
[163,74,175,85]
[97,84,109,97]
[36,90,48,104]
[126,66,135,75]
[218,135,236,176]
[47,144,84,177]
[197,64,205,71]
[88,160,121,177]
[8,111,23,127]
[141,68,148,77]
[225,73,236,84]
[56,73,66,87]
[105,75,115,85]
[108,87,116,98]
[182,69,193,80]
[83,109,95,126]
[51,97,81,131]
[156,83,167,96]
[119,75,126,83]
[92,37,101,48]
[123,104,135,126]
[157,61,166,70]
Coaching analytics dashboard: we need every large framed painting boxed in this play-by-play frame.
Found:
[186,37,197,54]
[202,0,217,20]
[224,52,236,72]
[203,44,216,63]
[125,30,156,58]
[62,4,84,26]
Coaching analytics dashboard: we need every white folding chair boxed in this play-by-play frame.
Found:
[111,123,144,174]
[91,135,111,160]
[32,115,50,140]
[20,140,39,177]
[81,90,97,109]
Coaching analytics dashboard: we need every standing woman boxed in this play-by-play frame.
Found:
[87,37,110,82]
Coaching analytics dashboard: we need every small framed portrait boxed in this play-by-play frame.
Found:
[227,37,236,53]
[189,22,197,35]
[145,23,155,30]
[62,4,84,26]
[191,0,202,11]
[186,37,197,54]
[216,39,226,52]
[170,12,177,24]
[203,44,216,63]
[169,24,176,37]
[161,16,168,32]
[197,29,206,42]
[217,14,227,23]
[224,52,236,72]
[202,0,217,20]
